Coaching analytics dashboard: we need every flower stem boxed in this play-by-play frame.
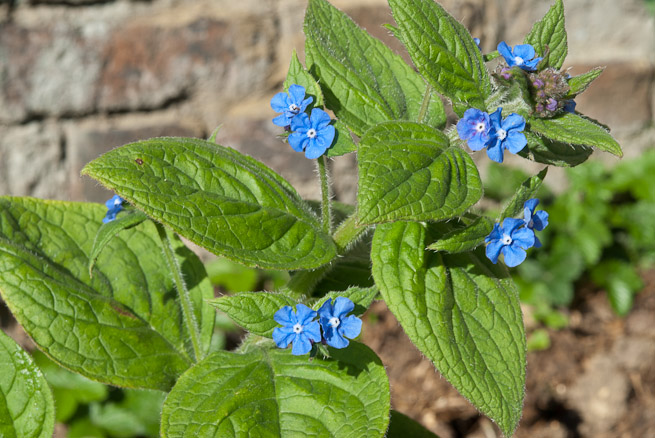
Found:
[316,155,332,234]
[285,214,368,298]
[418,85,433,124]
[155,223,203,362]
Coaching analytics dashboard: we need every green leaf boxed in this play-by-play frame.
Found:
[88,210,148,275]
[283,49,324,108]
[358,121,482,225]
[209,292,295,337]
[160,343,390,437]
[371,222,526,437]
[326,120,358,157]
[0,331,54,438]
[528,113,622,157]
[0,198,215,390]
[427,216,493,254]
[89,389,165,438]
[388,0,492,109]
[591,260,643,316]
[500,168,548,220]
[524,0,567,69]
[312,286,378,316]
[521,131,593,167]
[205,257,259,292]
[304,0,446,137]
[82,137,337,270]
[387,411,439,438]
[565,67,604,98]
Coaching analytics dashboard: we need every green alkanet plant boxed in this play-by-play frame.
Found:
[0,0,623,436]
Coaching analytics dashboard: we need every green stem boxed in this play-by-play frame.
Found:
[285,214,368,299]
[418,85,433,124]
[316,155,332,234]
[155,223,203,362]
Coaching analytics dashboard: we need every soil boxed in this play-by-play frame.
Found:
[362,270,655,438]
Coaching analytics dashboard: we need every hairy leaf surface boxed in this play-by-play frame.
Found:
[209,292,296,337]
[82,137,337,270]
[358,121,482,224]
[524,0,567,69]
[160,343,390,437]
[500,168,548,220]
[0,198,214,390]
[372,221,526,437]
[0,331,54,438]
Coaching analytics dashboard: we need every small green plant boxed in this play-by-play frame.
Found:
[0,0,622,436]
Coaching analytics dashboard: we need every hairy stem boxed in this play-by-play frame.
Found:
[155,223,203,362]
[285,214,368,298]
[317,155,332,234]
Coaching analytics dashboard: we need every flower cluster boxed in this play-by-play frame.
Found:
[271,84,335,159]
[272,297,362,355]
[103,195,125,223]
[497,42,542,72]
[528,67,573,117]
[457,107,527,163]
[485,198,549,267]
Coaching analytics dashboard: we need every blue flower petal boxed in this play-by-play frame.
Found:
[270,92,290,113]
[505,130,527,154]
[295,303,317,325]
[502,244,527,267]
[288,133,307,153]
[326,331,349,349]
[524,198,539,215]
[533,210,549,231]
[339,314,362,339]
[513,44,536,61]
[310,108,332,130]
[333,297,355,319]
[486,140,505,163]
[304,319,322,343]
[485,223,502,243]
[503,217,526,234]
[489,107,503,128]
[288,84,307,104]
[274,305,296,326]
[512,227,536,249]
[486,239,504,264]
[301,96,313,111]
[523,57,542,71]
[290,112,310,131]
[497,42,514,64]
[272,113,290,127]
[501,113,525,132]
[534,235,542,248]
[466,133,490,152]
[272,326,295,349]
[291,333,313,355]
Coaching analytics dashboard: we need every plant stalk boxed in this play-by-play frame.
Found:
[418,85,433,124]
[155,223,203,362]
[317,155,332,234]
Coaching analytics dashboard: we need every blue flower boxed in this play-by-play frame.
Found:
[473,37,481,50]
[272,304,321,355]
[486,107,527,163]
[270,84,313,127]
[288,108,335,159]
[456,108,493,152]
[523,198,549,248]
[497,42,542,71]
[103,195,125,223]
[317,297,362,349]
[485,218,536,267]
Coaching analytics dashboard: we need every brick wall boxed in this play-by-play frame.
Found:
[0,0,653,204]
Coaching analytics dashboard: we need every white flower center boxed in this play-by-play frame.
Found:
[293,323,303,334]
[289,103,300,112]
[475,122,486,133]
[328,317,340,329]
[502,233,513,245]
[497,128,507,140]
[307,128,317,138]
[514,56,524,66]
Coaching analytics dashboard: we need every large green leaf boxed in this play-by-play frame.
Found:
[371,221,526,437]
[388,0,491,109]
[209,292,296,337]
[160,343,390,437]
[565,67,604,98]
[283,49,324,109]
[304,0,445,137]
[387,411,439,438]
[82,137,337,270]
[524,0,567,69]
[0,198,215,390]
[358,121,482,224]
[528,113,622,157]
[0,331,54,438]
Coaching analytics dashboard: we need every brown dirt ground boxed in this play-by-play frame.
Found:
[362,270,655,438]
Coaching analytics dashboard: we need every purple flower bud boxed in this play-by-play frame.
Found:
[546,98,558,112]
[536,103,544,113]
[537,90,547,99]
[532,78,545,89]
[500,67,512,80]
